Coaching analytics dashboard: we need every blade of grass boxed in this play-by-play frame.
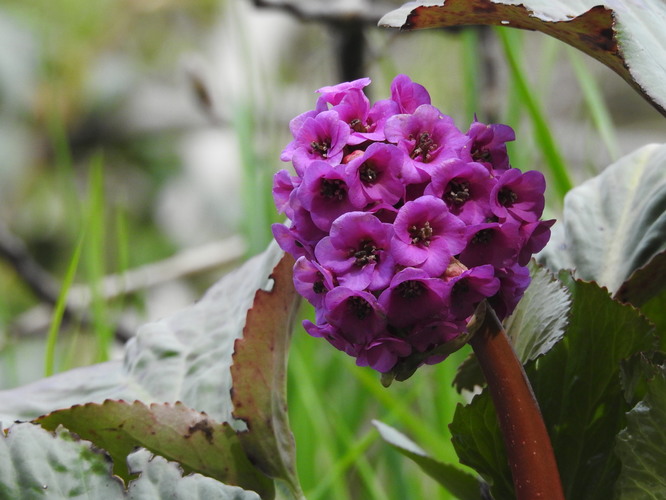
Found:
[566,47,621,161]
[289,336,354,500]
[497,28,573,203]
[351,364,455,460]
[44,232,85,376]
[84,153,113,363]
[460,28,481,121]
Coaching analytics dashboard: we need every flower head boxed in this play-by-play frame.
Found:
[272,74,553,376]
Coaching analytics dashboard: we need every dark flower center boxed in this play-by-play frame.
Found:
[410,132,438,162]
[396,280,425,298]
[313,280,326,294]
[498,187,518,207]
[452,279,469,295]
[347,296,372,319]
[359,162,379,184]
[320,178,347,200]
[409,221,433,246]
[445,179,471,206]
[311,140,330,158]
[351,239,379,267]
[472,146,492,163]
[349,118,368,133]
[472,228,494,245]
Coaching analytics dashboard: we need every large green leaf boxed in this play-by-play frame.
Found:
[0,423,261,500]
[529,277,656,500]
[453,262,571,393]
[126,449,261,500]
[451,277,657,500]
[372,420,483,500]
[0,242,302,497]
[379,0,666,116]
[539,144,666,298]
[616,363,666,499]
[36,400,274,499]
[0,241,285,424]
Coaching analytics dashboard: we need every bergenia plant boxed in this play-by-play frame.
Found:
[1,2,666,500]
[273,75,553,382]
[272,75,563,498]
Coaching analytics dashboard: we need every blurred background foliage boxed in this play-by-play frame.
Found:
[0,0,663,498]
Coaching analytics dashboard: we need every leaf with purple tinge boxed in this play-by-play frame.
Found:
[0,423,262,500]
[36,400,274,499]
[230,253,305,498]
[380,0,666,117]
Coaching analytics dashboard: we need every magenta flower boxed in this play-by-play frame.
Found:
[490,169,546,222]
[391,196,467,276]
[330,88,393,144]
[272,169,300,218]
[287,110,350,175]
[293,256,335,319]
[488,263,531,319]
[378,267,449,328]
[315,212,394,291]
[315,77,372,109]
[445,264,500,320]
[462,120,515,171]
[324,287,387,344]
[302,321,361,358]
[459,220,522,269]
[298,160,356,231]
[345,143,406,207]
[409,319,463,354]
[425,158,495,224]
[356,337,412,373]
[518,219,555,266]
[390,74,431,113]
[385,104,468,183]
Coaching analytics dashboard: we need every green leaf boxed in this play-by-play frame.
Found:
[451,278,657,500]
[450,392,513,499]
[616,363,666,499]
[0,241,285,424]
[639,291,666,351]
[453,263,570,393]
[0,242,302,496]
[539,144,666,298]
[503,262,571,362]
[379,0,666,116]
[615,250,666,308]
[372,420,483,500]
[126,449,262,500]
[36,400,274,499]
[230,253,304,498]
[0,423,261,500]
[0,423,125,499]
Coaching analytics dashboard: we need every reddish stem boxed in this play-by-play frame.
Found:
[469,304,565,500]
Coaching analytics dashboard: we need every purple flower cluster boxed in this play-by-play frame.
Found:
[273,75,554,374]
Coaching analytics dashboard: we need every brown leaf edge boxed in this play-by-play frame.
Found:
[35,400,275,499]
[380,0,666,117]
[614,250,666,307]
[230,253,303,497]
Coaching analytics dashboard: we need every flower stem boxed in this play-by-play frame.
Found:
[469,303,564,500]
